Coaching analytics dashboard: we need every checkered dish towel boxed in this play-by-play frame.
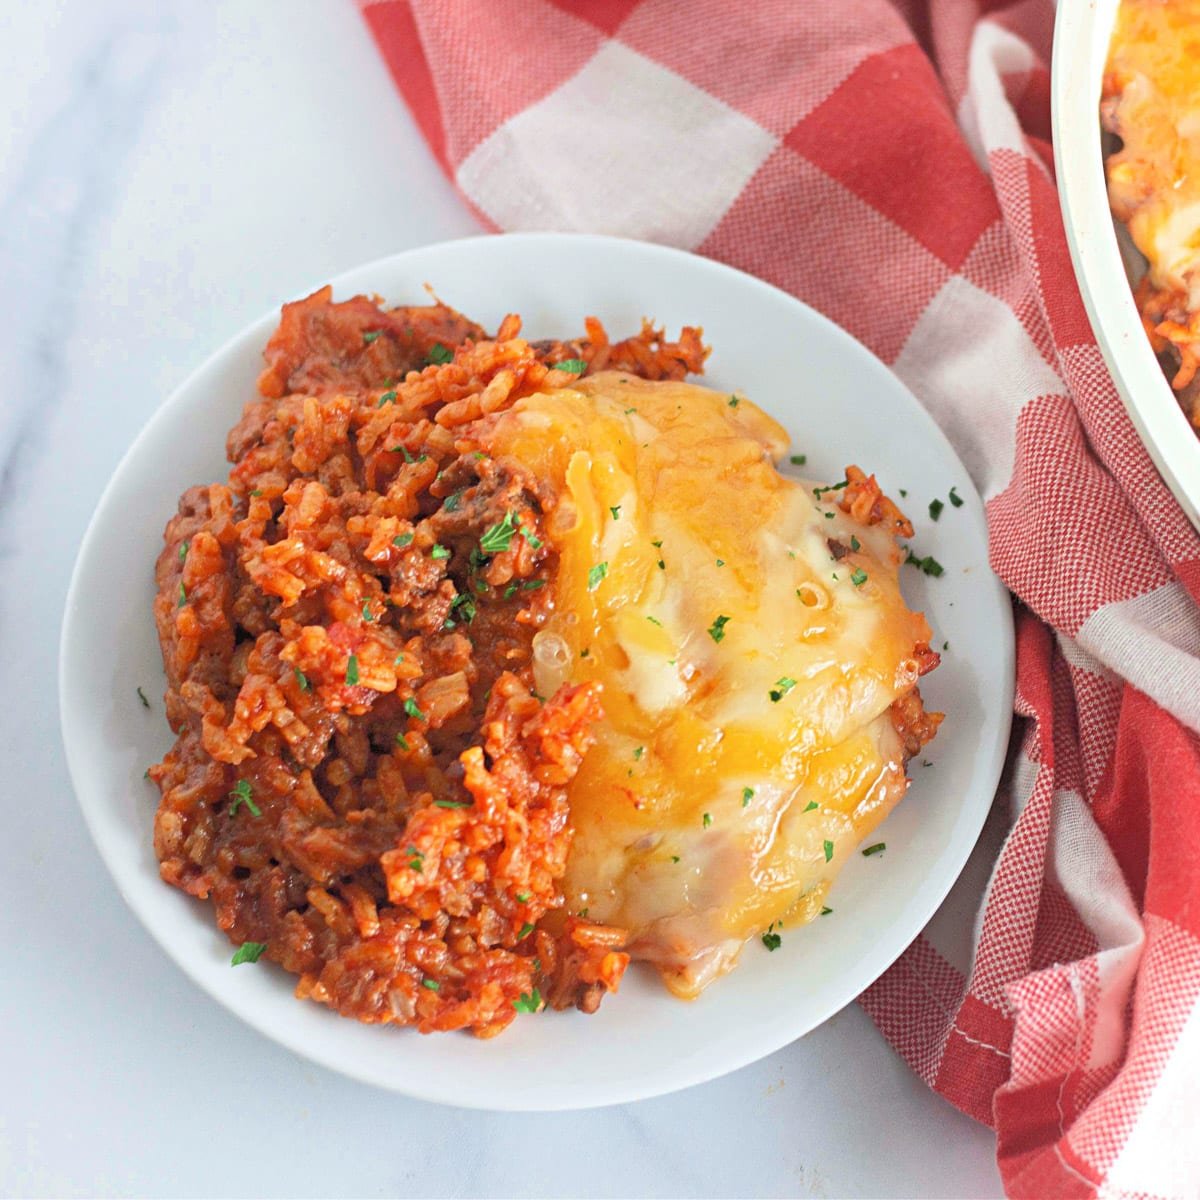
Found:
[360,1,1200,1195]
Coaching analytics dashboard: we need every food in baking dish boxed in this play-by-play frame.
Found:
[148,287,941,1036]
[1103,0,1200,426]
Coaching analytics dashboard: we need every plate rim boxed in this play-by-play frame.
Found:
[1051,0,1200,533]
[59,232,1015,1110]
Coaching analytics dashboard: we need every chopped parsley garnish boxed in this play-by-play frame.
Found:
[362,601,375,622]
[820,906,833,916]
[231,942,267,966]
[178,541,188,561]
[761,930,782,951]
[624,406,637,415]
[742,787,754,807]
[942,640,949,651]
[812,480,848,498]
[804,800,819,812]
[609,505,621,520]
[671,855,681,863]
[850,536,861,551]
[949,486,963,508]
[443,490,464,512]
[850,567,868,587]
[517,922,535,941]
[646,614,662,628]
[136,686,150,709]
[362,331,382,344]
[707,614,731,643]
[769,676,797,702]
[427,342,453,365]
[728,395,740,407]
[421,978,440,991]
[449,593,477,623]
[345,654,360,686]
[555,358,586,375]
[905,549,945,577]
[580,648,590,658]
[862,843,886,857]
[899,488,908,498]
[789,454,807,466]
[651,539,663,548]
[227,779,261,818]
[716,558,725,567]
[516,892,531,904]
[177,582,187,607]
[393,532,414,548]
[404,697,426,722]
[504,583,518,600]
[702,812,713,828]
[631,746,645,762]
[587,562,608,591]
[378,390,397,406]
[406,845,424,872]
[520,523,543,549]
[434,799,472,810]
[430,544,451,560]
[294,667,310,692]
[512,989,542,1013]
[929,498,944,521]
[477,513,516,554]
[823,839,834,863]
[395,732,410,751]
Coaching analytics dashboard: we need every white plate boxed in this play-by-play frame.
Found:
[59,233,1014,1110]
[1053,0,1200,532]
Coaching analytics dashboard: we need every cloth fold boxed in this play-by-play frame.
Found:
[360,2,1200,1194]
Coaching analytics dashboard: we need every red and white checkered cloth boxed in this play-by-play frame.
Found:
[359,1,1200,1194]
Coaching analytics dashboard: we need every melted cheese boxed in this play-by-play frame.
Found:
[487,373,932,996]
[1105,1,1200,306]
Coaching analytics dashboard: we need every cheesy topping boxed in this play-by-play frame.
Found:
[487,373,934,996]
[1104,0,1200,307]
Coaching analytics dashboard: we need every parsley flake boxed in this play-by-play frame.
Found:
[231,942,266,966]
[804,800,819,812]
[227,780,261,818]
[850,567,868,587]
[609,505,621,520]
[422,978,440,991]
[862,842,886,857]
[345,654,360,686]
[404,697,426,722]
[517,922,535,940]
[430,544,451,560]
[512,989,542,1013]
[702,812,713,828]
[633,746,645,761]
[178,541,188,561]
[393,532,414,548]
[426,342,453,365]
[520,523,543,550]
[789,454,807,466]
[406,845,424,872]
[362,601,375,622]
[444,490,464,513]
[136,686,150,709]
[646,614,663,627]
[929,498,944,521]
[177,582,187,607]
[378,390,397,406]
[905,550,945,577]
[850,535,861,551]
[434,798,472,809]
[949,486,964,508]
[769,676,797,702]
[742,787,754,807]
[587,562,608,591]
[762,930,782,951]
[728,395,740,408]
[516,892,531,904]
[823,840,834,862]
[671,855,681,863]
[707,614,731,643]
[362,331,382,344]
[555,358,586,375]
[820,906,833,916]
[294,667,310,692]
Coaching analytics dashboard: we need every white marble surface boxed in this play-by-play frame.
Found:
[0,3,1003,1196]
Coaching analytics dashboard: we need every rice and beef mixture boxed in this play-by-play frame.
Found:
[148,286,707,1037]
